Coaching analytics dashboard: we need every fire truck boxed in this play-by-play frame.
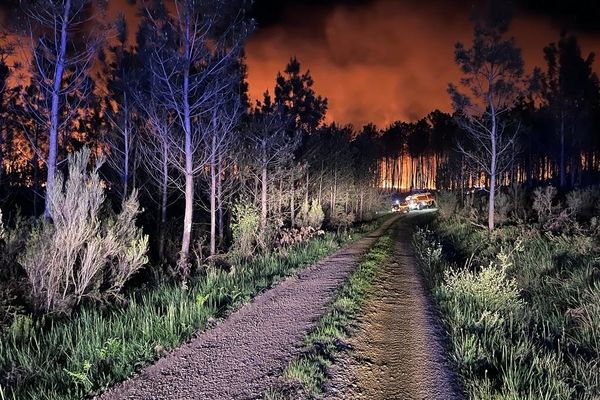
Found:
[405,192,436,210]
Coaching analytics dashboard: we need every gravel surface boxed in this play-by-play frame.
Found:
[326,211,463,400]
[96,215,399,400]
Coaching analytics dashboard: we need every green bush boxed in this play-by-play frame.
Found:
[414,215,600,399]
[20,149,148,314]
[442,261,524,314]
[297,199,325,229]
[230,200,261,258]
[329,205,355,233]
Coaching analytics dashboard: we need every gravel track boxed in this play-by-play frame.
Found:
[326,211,463,400]
[97,215,399,400]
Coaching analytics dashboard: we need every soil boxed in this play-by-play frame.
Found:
[325,211,464,400]
[96,215,400,400]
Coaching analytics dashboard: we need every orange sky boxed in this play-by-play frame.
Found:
[4,0,600,130]
[244,0,600,128]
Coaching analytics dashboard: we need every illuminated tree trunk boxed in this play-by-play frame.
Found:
[158,138,168,262]
[209,133,217,257]
[33,130,40,216]
[305,167,309,204]
[359,189,364,220]
[260,140,267,238]
[45,0,71,219]
[290,170,295,226]
[488,95,497,233]
[180,31,193,271]
[122,94,131,202]
[217,153,224,245]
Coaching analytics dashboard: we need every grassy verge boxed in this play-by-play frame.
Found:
[0,217,389,400]
[413,218,600,399]
[265,230,395,399]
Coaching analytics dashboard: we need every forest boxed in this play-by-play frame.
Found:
[0,0,599,399]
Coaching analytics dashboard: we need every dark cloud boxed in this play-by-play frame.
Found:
[246,0,600,128]
[518,1,600,33]
[1,0,598,128]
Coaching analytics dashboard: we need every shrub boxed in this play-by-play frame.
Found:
[532,186,559,224]
[0,209,29,331]
[436,190,458,219]
[413,227,444,278]
[276,226,325,248]
[20,149,148,314]
[532,186,576,231]
[416,218,600,399]
[508,183,529,221]
[0,209,28,279]
[297,199,325,229]
[460,190,488,225]
[442,261,524,315]
[494,190,512,225]
[566,186,600,219]
[230,199,261,258]
[329,205,355,233]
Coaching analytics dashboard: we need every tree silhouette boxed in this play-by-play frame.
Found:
[537,33,599,187]
[274,57,327,135]
[448,1,524,231]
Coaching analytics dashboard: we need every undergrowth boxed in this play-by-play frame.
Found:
[413,218,600,399]
[0,216,387,400]
[265,230,394,399]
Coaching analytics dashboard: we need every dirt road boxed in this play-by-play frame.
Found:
[97,215,399,400]
[326,211,463,400]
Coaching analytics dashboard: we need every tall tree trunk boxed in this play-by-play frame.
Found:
[158,139,168,262]
[209,134,217,257]
[33,131,40,216]
[260,141,268,238]
[359,189,364,221]
[290,170,295,226]
[45,0,71,219]
[488,98,497,232]
[391,157,396,191]
[305,166,309,204]
[318,163,323,205]
[122,95,130,202]
[278,176,283,217]
[217,152,224,245]
[180,28,193,271]
[559,113,566,188]
[332,169,337,211]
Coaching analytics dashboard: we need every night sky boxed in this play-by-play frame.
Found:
[246,0,600,127]
[2,0,600,128]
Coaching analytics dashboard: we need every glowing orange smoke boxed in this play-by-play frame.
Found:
[245,0,600,128]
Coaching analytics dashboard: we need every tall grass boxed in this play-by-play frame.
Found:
[0,219,384,400]
[267,232,394,398]
[413,219,600,399]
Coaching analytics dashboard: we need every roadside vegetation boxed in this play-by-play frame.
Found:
[265,229,395,399]
[0,209,385,400]
[413,186,600,399]
[0,139,387,399]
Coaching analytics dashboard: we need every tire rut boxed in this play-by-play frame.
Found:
[326,212,463,400]
[96,215,400,400]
